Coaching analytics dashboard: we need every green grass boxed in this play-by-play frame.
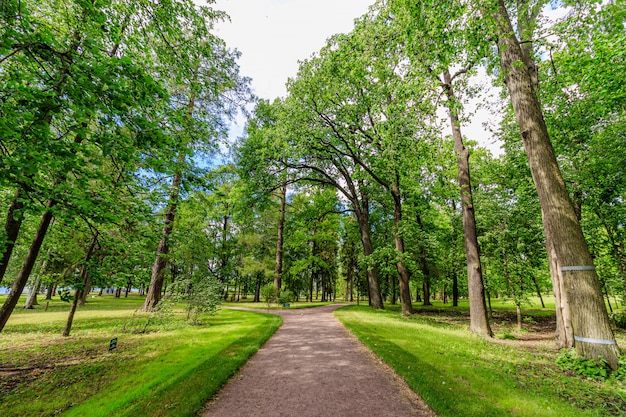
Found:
[336,305,626,417]
[0,294,281,417]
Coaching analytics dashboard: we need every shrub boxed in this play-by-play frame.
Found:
[277,290,296,305]
[556,348,611,380]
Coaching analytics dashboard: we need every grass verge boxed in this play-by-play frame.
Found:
[0,295,281,417]
[336,305,626,417]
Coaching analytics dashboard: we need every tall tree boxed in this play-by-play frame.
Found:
[480,0,619,368]
[141,8,250,311]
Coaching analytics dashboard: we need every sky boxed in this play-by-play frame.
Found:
[214,0,374,101]
[211,1,568,155]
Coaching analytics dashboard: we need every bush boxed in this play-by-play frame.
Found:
[556,348,611,380]
[167,277,222,324]
[277,290,296,305]
[261,284,279,309]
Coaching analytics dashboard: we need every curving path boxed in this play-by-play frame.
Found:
[200,304,435,417]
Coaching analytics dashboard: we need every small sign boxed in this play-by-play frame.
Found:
[283,303,290,308]
[109,337,118,352]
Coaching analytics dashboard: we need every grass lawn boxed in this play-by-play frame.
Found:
[336,304,626,417]
[0,294,281,417]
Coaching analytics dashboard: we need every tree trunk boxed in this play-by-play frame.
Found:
[452,268,459,307]
[391,175,414,315]
[63,233,98,337]
[141,170,182,312]
[79,274,91,305]
[490,0,619,368]
[548,240,574,348]
[24,275,42,309]
[355,210,383,309]
[274,182,286,290]
[532,275,545,308]
[45,283,56,300]
[254,273,261,302]
[422,279,431,307]
[0,203,55,332]
[0,188,25,286]
[443,69,492,337]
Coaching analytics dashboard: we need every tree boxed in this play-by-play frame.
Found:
[388,0,493,334]
[480,0,620,368]
[140,7,250,311]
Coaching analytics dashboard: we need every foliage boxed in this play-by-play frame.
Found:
[610,313,626,330]
[0,295,281,417]
[277,290,296,305]
[261,283,279,309]
[167,277,223,324]
[556,348,611,381]
[337,305,626,416]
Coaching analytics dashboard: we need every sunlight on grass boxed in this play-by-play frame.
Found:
[336,305,625,417]
[0,295,281,417]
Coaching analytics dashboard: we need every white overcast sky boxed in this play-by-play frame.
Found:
[214,0,374,101]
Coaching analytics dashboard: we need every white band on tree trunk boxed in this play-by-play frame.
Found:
[574,336,617,345]
[560,266,596,272]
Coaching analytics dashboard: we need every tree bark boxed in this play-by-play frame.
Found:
[452,267,459,307]
[547,239,574,348]
[24,255,47,309]
[443,69,492,337]
[45,283,56,300]
[0,202,55,332]
[355,209,384,309]
[532,275,545,308]
[141,170,182,312]
[63,233,98,337]
[0,188,26,285]
[391,174,414,315]
[489,0,619,368]
[79,274,91,305]
[274,182,287,290]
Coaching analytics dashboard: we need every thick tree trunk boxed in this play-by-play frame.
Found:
[391,176,414,315]
[547,240,574,348]
[490,0,619,368]
[0,203,55,332]
[443,69,492,337]
[355,210,383,309]
[141,170,182,312]
[63,233,98,337]
[274,182,287,290]
[0,188,26,286]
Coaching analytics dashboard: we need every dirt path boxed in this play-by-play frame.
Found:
[200,304,435,417]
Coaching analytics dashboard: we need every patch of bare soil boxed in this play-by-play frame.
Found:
[201,305,437,417]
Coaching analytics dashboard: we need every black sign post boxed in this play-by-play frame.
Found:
[109,337,118,352]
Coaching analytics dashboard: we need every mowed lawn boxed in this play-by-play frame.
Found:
[0,294,281,417]
[336,304,626,417]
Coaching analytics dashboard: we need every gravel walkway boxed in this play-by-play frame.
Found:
[200,304,436,417]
